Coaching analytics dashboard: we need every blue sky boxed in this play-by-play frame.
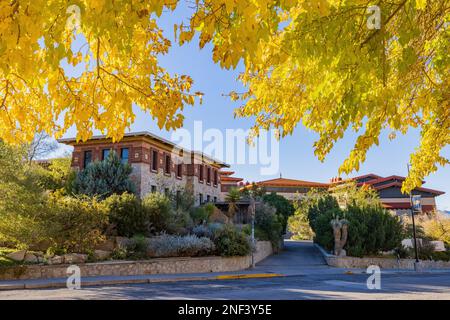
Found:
[56,4,450,210]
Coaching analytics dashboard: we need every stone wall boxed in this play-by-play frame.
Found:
[0,241,273,281]
[315,244,450,270]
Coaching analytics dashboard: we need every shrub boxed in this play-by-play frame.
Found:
[254,202,283,250]
[212,225,251,256]
[104,193,150,237]
[422,213,450,246]
[73,151,135,198]
[191,203,216,225]
[141,192,173,233]
[126,235,149,259]
[147,234,215,258]
[344,204,403,257]
[192,223,224,239]
[304,190,404,257]
[262,192,295,232]
[44,194,108,253]
[0,142,48,249]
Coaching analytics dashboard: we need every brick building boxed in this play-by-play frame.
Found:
[58,132,229,205]
[342,174,445,214]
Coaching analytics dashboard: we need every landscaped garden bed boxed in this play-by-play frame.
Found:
[0,145,284,281]
[288,182,450,268]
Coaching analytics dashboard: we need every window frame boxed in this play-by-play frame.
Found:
[83,150,93,169]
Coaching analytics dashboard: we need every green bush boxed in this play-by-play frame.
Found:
[262,192,295,232]
[147,234,215,258]
[191,203,216,225]
[344,204,403,257]
[212,225,251,256]
[141,192,173,233]
[255,202,283,250]
[44,194,108,253]
[0,142,49,249]
[104,193,150,237]
[73,151,135,198]
[305,190,404,257]
[126,235,149,259]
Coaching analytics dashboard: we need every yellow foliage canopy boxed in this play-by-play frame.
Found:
[0,0,202,144]
[1,0,449,193]
[182,0,450,193]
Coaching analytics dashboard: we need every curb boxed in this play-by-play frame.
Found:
[0,273,287,291]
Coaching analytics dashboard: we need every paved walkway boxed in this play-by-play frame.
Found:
[1,240,449,291]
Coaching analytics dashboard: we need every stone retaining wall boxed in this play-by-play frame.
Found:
[0,241,273,281]
[315,244,450,270]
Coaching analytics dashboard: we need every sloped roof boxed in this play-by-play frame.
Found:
[253,178,329,188]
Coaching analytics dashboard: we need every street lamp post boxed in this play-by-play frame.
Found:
[250,195,256,268]
[407,164,420,270]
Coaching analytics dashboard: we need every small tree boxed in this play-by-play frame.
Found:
[262,192,295,232]
[73,151,135,198]
[225,187,241,220]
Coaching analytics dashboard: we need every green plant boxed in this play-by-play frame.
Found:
[104,193,150,237]
[0,142,48,249]
[305,189,404,257]
[262,192,295,232]
[254,202,283,250]
[147,234,215,258]
[126,235,149,259]
[44,193,109,253]
[212,225,251,257]
[191,203,216,225]
[73,151,135,198]
[225,187,241,219]
[141,192,173,233]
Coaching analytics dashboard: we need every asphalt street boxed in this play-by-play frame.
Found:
[1,241,449,300]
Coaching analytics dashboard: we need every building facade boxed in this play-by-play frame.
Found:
[59,132,229,205]
[348,174,445,214]
[241,177,330,200]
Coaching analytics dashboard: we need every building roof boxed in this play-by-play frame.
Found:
[221,176,244,182]
[251,177,329,188]
[219,171,235,176]
[58,131,229,168]
[371,181,445,196]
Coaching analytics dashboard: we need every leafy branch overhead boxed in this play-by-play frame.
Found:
[181,0,449,193]
[0,0,203,144]
[0,0,449,193]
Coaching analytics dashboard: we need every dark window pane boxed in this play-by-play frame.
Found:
[84,150,92,168]
[102,149,110,160]
[152,150,158,171]
[199,165,204,181]
[165,155,171,174]
[120,148,129,164]
[207,167,211,183]
[177,164,182,177]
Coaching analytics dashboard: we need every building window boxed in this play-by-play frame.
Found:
[102,149,111,160]
[83,150,93,168]
[206,195,211,203]
[120,148,129,164]
[214,196,217,203]
[213,170,218,185]
[151,150,158,171]
[199,193,203,204]
[176,163,183,178]
[207,167,211,184]
[199,164,204,182]
[164,155,171,174]
[151,185,157,193]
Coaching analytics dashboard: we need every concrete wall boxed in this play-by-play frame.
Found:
[0,241,273,281]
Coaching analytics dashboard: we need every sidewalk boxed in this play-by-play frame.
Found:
[1,241,449,290]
